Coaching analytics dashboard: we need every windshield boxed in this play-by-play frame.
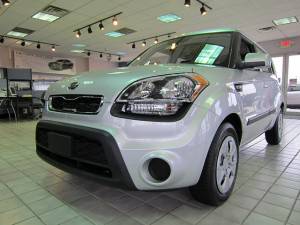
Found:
[130,33,232,67]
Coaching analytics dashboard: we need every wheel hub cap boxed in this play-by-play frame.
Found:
[216,136,237,194]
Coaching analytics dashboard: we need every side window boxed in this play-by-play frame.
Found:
[240,39,255,61]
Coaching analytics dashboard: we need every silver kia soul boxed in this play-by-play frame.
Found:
[36,29,283,206]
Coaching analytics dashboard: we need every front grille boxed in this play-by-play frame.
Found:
[37,146,112,178]
[49,95,103,114]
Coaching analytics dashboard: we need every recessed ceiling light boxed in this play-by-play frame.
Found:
[32,12,60,22]
[70,49,85,53]
[7,31,28,37]
[7,27,34,38]
[72,44,86,48]
[273,16,298,26]
[105,31,125,38]
[32,5,69,23]
[157,14,182,23]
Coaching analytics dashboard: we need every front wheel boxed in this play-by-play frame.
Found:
[190,123,239,206]
[265,109,283,145]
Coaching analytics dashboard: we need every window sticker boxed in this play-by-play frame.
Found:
[195,44,224,64]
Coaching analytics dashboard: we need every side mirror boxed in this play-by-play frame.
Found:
[238,53,270,69]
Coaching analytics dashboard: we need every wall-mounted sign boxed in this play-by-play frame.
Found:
[14,50,77,75]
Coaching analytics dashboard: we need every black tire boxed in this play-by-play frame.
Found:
[265,109,283,145]
[189,123,239,206]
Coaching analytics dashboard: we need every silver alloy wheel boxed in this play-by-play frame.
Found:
[216,136,238,194]
[278,111,283,138]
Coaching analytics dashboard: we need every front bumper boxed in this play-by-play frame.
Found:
[36,120,136,189]
[38,102,219,190]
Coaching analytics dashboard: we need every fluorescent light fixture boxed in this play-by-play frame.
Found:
[105,31,125,38]
[70,49,85,53]
[7,27,34,38]
[157,14,182,23]
[72,44,86,48]
[32,12,60,22]
[273,16,298,26]
[7,31,28,37]
[116,51,126,55]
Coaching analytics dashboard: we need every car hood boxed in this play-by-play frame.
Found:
[46,64,222,102]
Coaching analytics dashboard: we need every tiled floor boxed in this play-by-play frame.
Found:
[0,119,300,225]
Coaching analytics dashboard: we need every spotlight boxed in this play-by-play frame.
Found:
[99,22,104,31]
[132,43,136,49]
[21,41,25,46]
[184,0,191,7]
[99,53,103,58]
[154,38,158,44]
[200,4,207,16]
[88,26,92,34]
[51,45,56,52]
[37,42,41,49]
[171,42,177,50]
[76,30,81,38]
[87,51,91,56]
[112,16,118,26]
[0,36,4,43]
[142,40,146,47]
[2,0,10,6]
[118,56,121,61]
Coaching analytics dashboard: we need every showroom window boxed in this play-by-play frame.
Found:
[272,56,283,86]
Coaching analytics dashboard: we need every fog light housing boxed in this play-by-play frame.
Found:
[148,158,171,182]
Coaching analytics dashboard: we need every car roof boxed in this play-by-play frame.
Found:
[181,28,268,54]
[182,28,238,37]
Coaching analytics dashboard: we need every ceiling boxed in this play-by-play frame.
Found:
[1,0,300,61]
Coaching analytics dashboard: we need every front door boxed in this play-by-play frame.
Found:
[237,38,272,144]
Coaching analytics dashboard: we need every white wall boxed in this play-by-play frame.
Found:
[89,56,118,72]
[0,46,118,80]
[0,46,13,68]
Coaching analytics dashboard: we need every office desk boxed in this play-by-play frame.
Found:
[0,96,33,119]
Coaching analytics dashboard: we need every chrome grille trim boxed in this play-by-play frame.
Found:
[49,95,103,114]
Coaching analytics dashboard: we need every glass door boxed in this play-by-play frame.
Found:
[286,55,300,114]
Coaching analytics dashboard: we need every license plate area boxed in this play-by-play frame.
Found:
[48,132,72,157]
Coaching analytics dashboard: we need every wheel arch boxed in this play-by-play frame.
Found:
[222,113,242,144]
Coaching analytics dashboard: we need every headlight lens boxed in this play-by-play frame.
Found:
[115,74,208,116]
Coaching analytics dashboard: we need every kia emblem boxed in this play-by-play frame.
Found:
[68,82,79,90]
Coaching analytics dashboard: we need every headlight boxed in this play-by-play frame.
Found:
[112,74,208,118]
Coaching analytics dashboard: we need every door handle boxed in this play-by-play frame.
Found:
[264,84,269,88]
[234,81,253,92]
